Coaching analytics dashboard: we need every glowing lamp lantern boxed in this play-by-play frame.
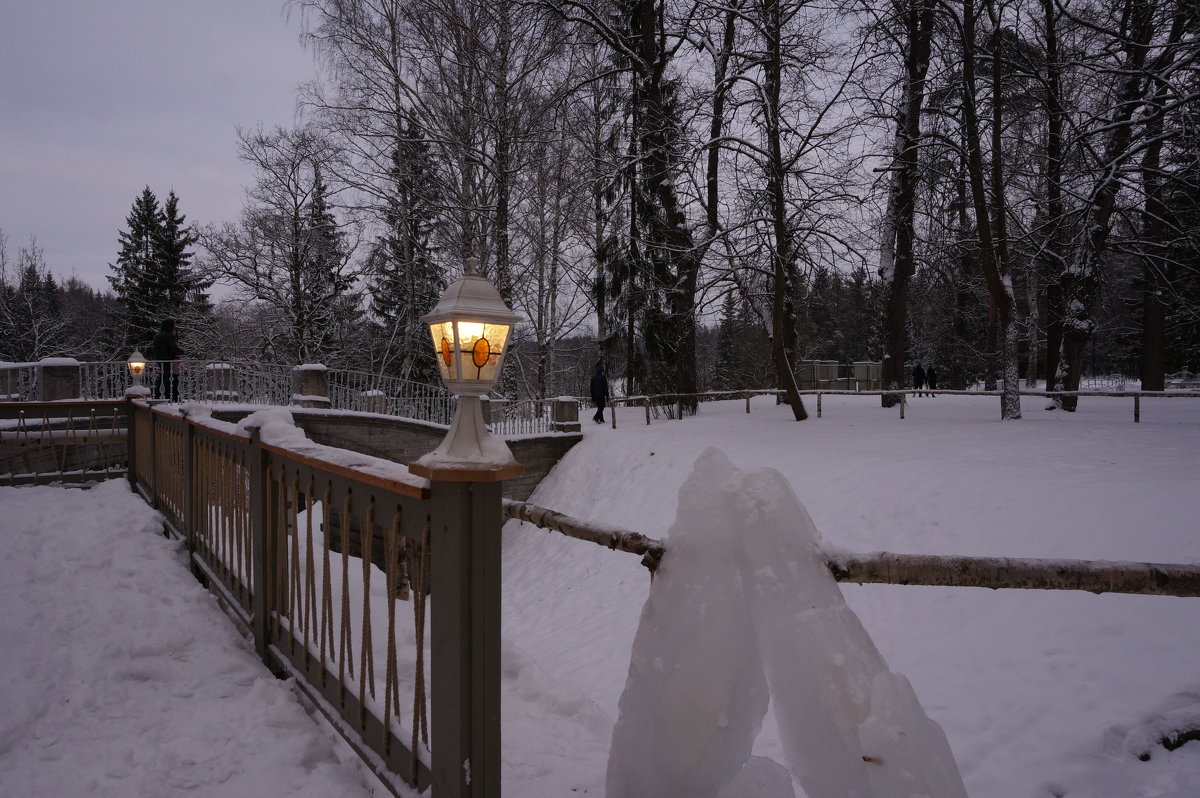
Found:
[416,257,522,471]
[127,350,147,386]
[125,350,151,398]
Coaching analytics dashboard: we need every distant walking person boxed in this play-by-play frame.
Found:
[590,364,610,424]
[150,318,183,402]
[912,363,927,397]
[926,366,938,395]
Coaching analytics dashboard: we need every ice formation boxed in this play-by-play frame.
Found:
[606,450,770,798]
[607,447,968,798]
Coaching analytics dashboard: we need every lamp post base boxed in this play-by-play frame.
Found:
[409,395,523,482]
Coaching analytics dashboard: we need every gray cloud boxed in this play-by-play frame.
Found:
[0,0,316,290]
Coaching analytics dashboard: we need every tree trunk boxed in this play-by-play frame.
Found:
[878,0,935,408]
[960,0,1020,418]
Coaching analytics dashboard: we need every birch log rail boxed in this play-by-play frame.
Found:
[501,499,666,571]
[503,499,1200,597]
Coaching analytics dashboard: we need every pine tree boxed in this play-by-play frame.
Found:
[156,191,211,316]
[300,167,358,362]
[713,293,741,391]
[108,187,163,350]
[108,187,210,352]
[367,125,445,385]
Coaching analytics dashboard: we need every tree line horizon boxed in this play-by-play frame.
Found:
[2,0,1197,414]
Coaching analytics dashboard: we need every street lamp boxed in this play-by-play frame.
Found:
[126,350,150,397]
[410,257,523,476]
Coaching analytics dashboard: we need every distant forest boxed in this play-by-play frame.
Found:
[3,0,1198,414]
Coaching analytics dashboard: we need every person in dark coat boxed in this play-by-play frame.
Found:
[912,363,927,397]
[926,365,938,395]
[150,318,183,402]
[590,364,609,424]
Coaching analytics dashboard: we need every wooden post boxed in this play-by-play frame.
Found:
[424,476,506,798]
[248,426,272,666]
[645,399,651,426]
[745,394,751,414]
[611,399,617,429]
[900,392,906,419]
[1134,394,1140,423]
[677,397,684,420]
[817,392,822,419]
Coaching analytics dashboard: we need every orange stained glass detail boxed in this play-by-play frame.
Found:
[440,336,452,366]
[472,337,491,368]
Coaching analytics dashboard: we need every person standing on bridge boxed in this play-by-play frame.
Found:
[590,364,609,425]
[150,318,183,402]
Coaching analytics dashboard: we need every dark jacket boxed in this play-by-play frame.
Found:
[150,321,182,362]
[912,365,926,388]
[926,368,938,389]
[590,370,609,402]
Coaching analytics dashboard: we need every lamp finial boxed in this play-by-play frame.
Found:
[465,256,479,276]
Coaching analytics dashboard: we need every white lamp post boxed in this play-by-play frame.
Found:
[126,350,151,397]
[410,257,523,476]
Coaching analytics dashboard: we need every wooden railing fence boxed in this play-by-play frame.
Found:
[0,400,129,486]
[129,400,504,798]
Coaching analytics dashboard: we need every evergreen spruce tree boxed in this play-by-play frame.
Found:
[366,124,445,385]
[108,187,210,352]
[156,191,211,316]
[713,293,741,390]
[108,187,164,350]
[300,167,357,362]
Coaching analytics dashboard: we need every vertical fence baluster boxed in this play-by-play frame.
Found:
[339,491,355,707]
[249,427,271,666]
[320,483,334,684]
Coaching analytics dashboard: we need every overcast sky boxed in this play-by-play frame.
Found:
[0,0,317,291]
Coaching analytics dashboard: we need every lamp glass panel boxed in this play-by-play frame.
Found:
[429,321,458,383]
[453,320,511,385]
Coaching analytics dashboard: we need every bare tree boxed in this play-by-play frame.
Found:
[200,127,364,365]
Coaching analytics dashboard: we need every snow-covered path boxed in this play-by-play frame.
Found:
[0,481,387,798]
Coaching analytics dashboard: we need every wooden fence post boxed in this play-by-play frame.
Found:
[817,392,823,419]
[1134,394,1140,423]
[427,477,505,798]
[645,399,651,426]
[900,392,906,419]
[745,394,751,414]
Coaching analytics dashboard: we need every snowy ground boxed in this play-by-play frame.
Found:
[2,390,1199,797]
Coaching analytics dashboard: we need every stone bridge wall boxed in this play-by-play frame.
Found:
[213,408,580,501]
